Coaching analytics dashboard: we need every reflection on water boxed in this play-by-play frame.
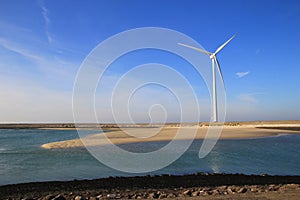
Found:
[209,150,221,174]
[0,129,299,185]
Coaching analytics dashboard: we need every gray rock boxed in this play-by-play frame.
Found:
[227,188,235,194]
[218,185,228,191]
[53,195,66,200]
[43,194,55,200]
[257,188,264,193]
[191,191,200,196]
[212,189,220,195]
[183,189,192,196]
[158,193,167,199]
[114,194,122,199]
[148,191,160,199]
[268,184,278,191]
[167,193,176,198]
[238,187,247,193]
[107,194,116,199]
[74,196,84,200]
[148,192,155,198]
[177,193,184,197]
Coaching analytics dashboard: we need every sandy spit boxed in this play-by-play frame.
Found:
[41,126,300,149]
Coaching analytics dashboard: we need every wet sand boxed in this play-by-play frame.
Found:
[41,125,300,149]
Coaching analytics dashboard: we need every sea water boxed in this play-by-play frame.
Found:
[0,129,299,185]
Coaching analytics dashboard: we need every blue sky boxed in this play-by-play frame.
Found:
[0,0,299,122]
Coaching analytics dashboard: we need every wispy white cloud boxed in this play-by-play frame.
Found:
[236,71,250,78]
[38,0,52,44]
[238,93,259,103]
[0,41,80,122]
[0,37,44,63]
[0,21,32,34]
[0,37,77,83]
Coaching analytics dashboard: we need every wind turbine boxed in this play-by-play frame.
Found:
[178,35,235,122]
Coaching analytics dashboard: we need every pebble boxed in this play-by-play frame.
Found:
[183,189,192,196]
[238,187,247,193]
[106,194,116,199]
[53,195,66,200]
[199,190,206,195]
[212,189,220,195]
[227,188,235,194]
[191,191,200,196]
[43,194,55,200]
[167,193,176,198]
[159,193,167,198]
[148,192,155,198]
[74,196,84,200]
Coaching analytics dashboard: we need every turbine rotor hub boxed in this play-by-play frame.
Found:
[210,54,216,60]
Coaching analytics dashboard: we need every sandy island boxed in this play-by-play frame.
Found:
[41,125,300,149]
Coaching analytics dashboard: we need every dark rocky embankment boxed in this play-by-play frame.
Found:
[1,173,299,199]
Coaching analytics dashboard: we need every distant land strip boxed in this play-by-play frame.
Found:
[0,120,299,129]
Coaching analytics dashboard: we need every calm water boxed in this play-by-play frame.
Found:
[0,129,299,186]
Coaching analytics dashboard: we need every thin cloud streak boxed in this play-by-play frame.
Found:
[238,93,259,104]
[236,71,250,78]
[0,37,44,63]
[0,21,32,34]
[38,0,52,44]
[0,37,77,81]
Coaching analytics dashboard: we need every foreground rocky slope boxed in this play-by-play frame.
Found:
[1,173,300,199]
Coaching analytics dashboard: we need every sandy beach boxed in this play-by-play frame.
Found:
[41,124,300,149]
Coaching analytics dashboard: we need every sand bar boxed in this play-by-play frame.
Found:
[41,125,300,149]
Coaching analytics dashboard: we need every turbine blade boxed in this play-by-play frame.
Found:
[214,34,236,55]
[178,43,212,56]
[215,58,225,89]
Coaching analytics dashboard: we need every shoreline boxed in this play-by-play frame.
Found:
[41,125,300,149]
[1,173,299,199]
[1,122,300,199]
[0,120,300,129]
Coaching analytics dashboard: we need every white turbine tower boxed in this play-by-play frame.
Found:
[178,35,235,122]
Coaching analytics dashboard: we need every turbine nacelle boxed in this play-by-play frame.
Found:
[210,54,216,60]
